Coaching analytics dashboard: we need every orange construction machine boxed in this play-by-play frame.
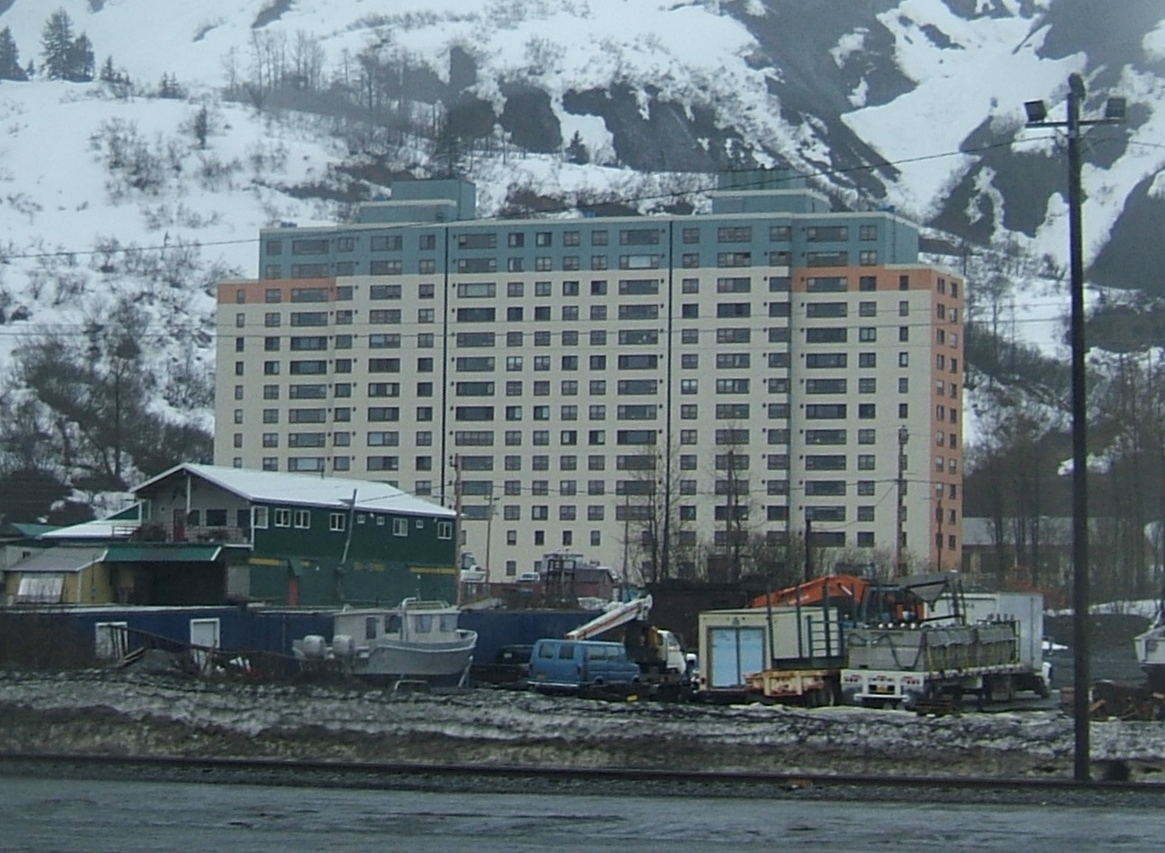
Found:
[749,574,928,624]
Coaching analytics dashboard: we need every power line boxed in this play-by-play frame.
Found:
[0,132,1122,265]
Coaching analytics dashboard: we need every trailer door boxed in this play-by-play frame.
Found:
[708,626,765,688]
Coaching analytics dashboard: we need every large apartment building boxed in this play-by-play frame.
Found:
[215,171,964,583]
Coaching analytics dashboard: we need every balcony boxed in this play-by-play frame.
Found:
[135,523,251,546]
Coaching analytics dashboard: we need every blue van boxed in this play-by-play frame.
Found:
[527,639,642,694]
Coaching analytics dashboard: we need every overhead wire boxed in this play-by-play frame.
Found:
[0,131,1117,265]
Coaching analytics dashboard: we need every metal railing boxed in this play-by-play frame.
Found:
[135,524,251,545]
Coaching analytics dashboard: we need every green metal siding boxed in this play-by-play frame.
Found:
[248,504,456,606]
[248,555,455,607]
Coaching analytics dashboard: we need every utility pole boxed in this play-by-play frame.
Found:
[1024,74,1126,783]
[936,499,944,573]
[451,453,462,570]
[621,491,630,597]
[726,448,742,583]
[896,427,909,577]
[484,491,497,597]
[804,513,813,584]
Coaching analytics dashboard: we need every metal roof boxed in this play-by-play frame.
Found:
[133,463,455,519]
[5,546,106,574]
[103,544,223,563]
[5,523,60,539]
[39,517,140,542]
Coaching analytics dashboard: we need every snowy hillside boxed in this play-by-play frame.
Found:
[0,0,1163,500]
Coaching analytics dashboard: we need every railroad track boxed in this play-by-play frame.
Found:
[0,752,1160,802]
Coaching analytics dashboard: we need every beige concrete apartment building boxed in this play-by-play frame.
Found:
[215,171,964,584]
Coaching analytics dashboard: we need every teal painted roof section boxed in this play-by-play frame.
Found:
[10,523,60,538]
[103,544,223,563]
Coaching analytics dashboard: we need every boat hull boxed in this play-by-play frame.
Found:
[352,630,478,679]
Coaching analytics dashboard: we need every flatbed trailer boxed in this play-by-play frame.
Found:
[840,619,1040,709]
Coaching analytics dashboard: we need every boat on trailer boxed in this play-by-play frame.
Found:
[294,598,477,686]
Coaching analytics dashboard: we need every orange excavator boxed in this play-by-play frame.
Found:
[749,574,932,625]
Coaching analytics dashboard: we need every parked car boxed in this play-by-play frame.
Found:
[470,644,533,688]
[527,638,641,694]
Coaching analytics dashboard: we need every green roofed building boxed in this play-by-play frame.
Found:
[128,463,457,607]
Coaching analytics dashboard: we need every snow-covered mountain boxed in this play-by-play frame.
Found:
[0,0,1162,494]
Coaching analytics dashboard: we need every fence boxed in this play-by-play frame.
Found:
[100,624,305,682]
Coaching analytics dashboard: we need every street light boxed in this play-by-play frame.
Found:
[1025,73,1125,783]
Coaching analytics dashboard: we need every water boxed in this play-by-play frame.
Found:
[0,776,1161,852]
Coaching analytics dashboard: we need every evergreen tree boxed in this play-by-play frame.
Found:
[158,72,184,99]
[67,33,94,81]
[100,55,131,98]
[565,130,589,165]
[192,105,209,149]
[40,9,75,80]
[433,115,465,178]
[0,27,27,81]
[40,10,94,82]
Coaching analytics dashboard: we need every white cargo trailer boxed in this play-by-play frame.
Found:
[696,606,845,706]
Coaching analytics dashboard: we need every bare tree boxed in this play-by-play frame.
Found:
[703,422,755,583]
[291,30,325,92]
[617,438,690,584]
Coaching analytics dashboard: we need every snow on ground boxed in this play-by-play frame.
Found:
[844,1,1081,221]
[0,0,772,372]
[0,0,787,171]
[1,0,1161,475]
[0,668,1161,779]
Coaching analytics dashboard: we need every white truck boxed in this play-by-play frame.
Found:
[1135,605,1165,692]
[840,591,1051,709]
[564,596,690,695]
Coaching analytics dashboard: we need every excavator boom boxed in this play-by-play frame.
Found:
[750,575,869,610]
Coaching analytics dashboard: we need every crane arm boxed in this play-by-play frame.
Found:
[749,575,868,609]
[565,595,653,640]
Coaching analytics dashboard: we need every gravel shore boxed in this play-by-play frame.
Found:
[0,669,1162,782]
